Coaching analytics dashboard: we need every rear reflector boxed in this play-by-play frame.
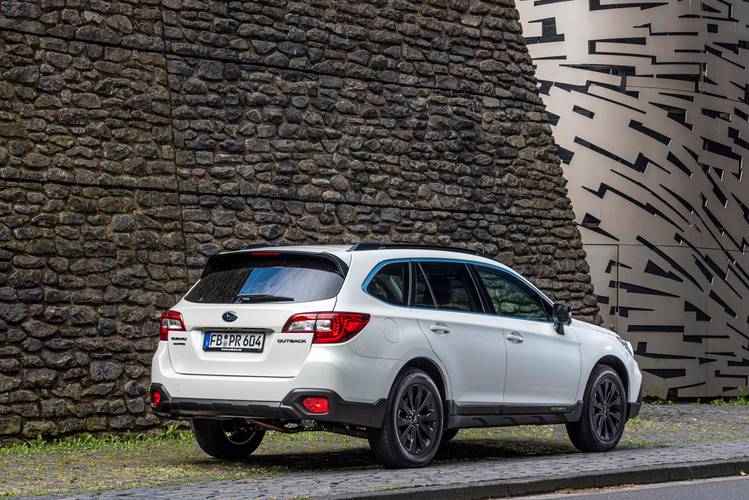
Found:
[282,312,370,344]
[159,310,185,341]
[150,390,162,409]
[302,397,329,414]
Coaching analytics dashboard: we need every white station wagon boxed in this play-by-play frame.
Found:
[150,243,642,468]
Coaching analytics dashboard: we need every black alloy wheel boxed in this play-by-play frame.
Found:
[368,368,444,467]
[395,381,440,455]
[591,376,625,443]
[566,364,627,452]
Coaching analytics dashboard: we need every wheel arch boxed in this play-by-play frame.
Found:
[594,355,630,399]
[396,357,449,405]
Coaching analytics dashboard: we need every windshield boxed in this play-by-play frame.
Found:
[184,253,345,304]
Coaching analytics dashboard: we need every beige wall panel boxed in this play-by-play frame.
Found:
[706,249,749,396]
[519,0,749,396]
[581,243,620,331]
[615,245,710,398]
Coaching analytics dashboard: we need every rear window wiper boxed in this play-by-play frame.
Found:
[234,294,295,303]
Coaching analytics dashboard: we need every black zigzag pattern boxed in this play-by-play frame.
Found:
[519,0,749,397]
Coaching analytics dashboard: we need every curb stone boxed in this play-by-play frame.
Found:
[335,458,749,499]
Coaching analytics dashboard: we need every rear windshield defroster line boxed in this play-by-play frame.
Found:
[185,253,347,304]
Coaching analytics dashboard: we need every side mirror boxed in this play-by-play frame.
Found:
[552,303,572,335]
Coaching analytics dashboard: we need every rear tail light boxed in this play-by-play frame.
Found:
[302,396,329,414]
[159,310,185,341]
[282,312,370,344]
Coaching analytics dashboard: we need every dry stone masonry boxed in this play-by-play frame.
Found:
[0,0,599,441]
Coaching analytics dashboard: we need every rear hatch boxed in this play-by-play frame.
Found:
[169,251,347,378]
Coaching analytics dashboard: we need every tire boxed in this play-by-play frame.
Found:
[566,365,627,452]
[440,428,459,446]
[192,418,265,459]
[368,368,444,468]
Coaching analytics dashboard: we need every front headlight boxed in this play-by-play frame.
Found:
[617,337,634,357]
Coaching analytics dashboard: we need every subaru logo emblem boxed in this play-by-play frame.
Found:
[222,311,237,322]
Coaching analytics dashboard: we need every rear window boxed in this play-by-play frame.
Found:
[185,253,345,304]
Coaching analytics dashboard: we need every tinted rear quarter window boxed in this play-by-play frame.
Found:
[366,262,408,305]
[185,253,345,304]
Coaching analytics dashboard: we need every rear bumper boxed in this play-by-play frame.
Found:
[151,341,398,402]
[150,383,387,428]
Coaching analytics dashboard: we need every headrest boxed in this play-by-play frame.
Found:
[429,274,453,306]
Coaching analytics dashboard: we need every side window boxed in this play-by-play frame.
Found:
[474,266,549,321]
[366,262,408,305]
[412,263,435,308]
[419,262,482,313]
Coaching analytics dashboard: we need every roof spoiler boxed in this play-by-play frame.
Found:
[201,248,349,278]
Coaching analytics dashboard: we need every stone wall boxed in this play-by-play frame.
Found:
[0,0,598,441]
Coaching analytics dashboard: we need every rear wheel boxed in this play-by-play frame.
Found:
[566,365,626,452]
[192,418,265,459]
[368,368,444,468]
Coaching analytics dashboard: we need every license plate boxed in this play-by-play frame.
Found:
[202,331,265,353]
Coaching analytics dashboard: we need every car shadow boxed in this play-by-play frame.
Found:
[436,437,576,461]
[198,437,578,472]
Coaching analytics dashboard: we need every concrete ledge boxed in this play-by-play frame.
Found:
[340,458,749,500]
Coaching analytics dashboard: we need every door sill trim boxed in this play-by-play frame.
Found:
[446,400,583,428]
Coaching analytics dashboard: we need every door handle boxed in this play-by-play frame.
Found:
[506,331,524,344]
[429,323,450,334]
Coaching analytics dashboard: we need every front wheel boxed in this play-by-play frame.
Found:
[192,418,265,459]
[566,365,627,452]
[368,368,444,468]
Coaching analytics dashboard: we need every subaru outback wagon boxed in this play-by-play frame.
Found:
[150,243,642,468]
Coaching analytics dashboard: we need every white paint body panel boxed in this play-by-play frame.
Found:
[151,246,642,413]
[416,312,505,406]
[500,316,582,405]
[168,299,340,378]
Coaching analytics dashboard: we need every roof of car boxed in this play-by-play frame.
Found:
[212,244,549,302]
[221,243,505,266]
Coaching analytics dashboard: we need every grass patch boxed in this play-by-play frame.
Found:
[707,395,749,407]
[643,397,673,405]
[644,395,749,407]
[0,425,192,456]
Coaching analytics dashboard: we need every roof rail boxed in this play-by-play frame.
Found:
[238,242,492,260]
[349,242,490,258]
